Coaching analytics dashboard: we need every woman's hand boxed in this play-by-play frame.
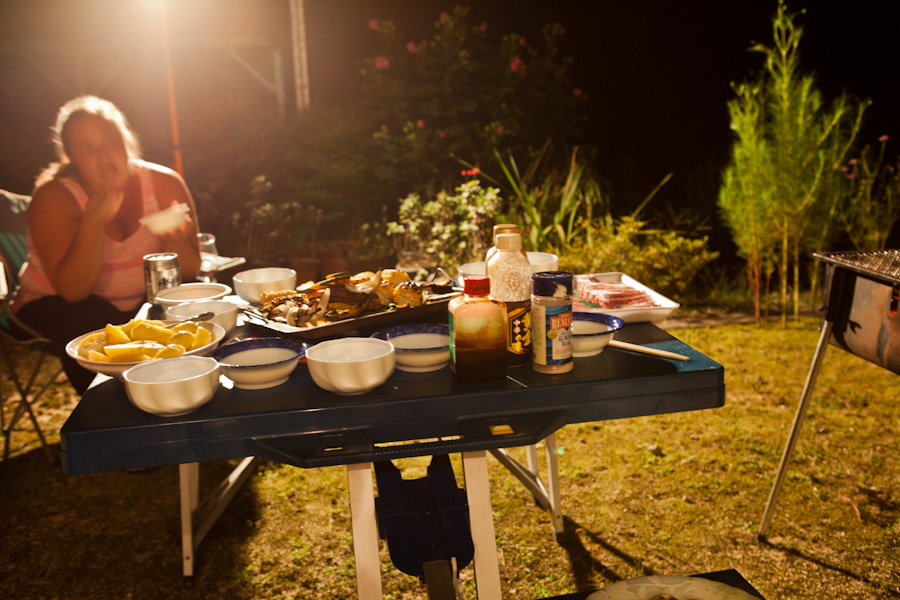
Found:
[81,177,125,229]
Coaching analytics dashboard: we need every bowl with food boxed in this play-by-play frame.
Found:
[165,299,239,334]
[371,323,450,373]
[153,282,231,309]
[232,267,297,304]
[139,203,190,235]
[305,337,394,395]
[123,356,220,417]
[572,312,625,358]
[66,319,226,379]
[211,337,305,390]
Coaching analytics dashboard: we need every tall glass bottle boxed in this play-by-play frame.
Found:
[486,233,532,366]
[449,275,507,383]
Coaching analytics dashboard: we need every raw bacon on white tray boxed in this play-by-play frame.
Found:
[576,280,656,309]
[571,273,679,324]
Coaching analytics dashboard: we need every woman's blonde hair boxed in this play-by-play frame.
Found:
[36,95,143,187]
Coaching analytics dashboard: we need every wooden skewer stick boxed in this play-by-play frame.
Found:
[608,339,690,362]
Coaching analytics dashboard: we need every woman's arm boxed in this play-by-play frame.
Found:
[150,165,201,282]
[27,179,124,301]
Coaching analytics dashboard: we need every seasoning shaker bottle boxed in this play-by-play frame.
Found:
[486,233,533,367]
[531,271,574,374]
[143,252,181,303]
[449,275,507,383]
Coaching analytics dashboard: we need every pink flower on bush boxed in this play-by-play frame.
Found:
[417,119,426,129]
[438,130,446,139]
[381,124,388,132]
[375,56,390,70]
[440,11,450,19]
[880,134,890,142]
[520,36,527,46]
[368,18,380,30]
[510,57,523,73]
[479,21,488,33]
[573,88,583,97]
[497,125,505,134]
[848,158,859,165]
[406,41,417,52]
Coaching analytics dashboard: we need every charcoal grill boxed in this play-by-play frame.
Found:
[758,249,900,537]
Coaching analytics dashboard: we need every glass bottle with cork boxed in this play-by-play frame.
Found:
[486,232,532,367]
[448,275,507,383]
[531,271,574,374]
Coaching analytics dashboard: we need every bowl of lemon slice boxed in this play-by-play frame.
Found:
[66,318,226,380]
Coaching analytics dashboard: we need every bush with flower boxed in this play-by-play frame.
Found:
[359,5,586,192]
[386,178,502,273]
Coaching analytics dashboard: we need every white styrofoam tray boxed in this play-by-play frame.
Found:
[573,272,679,324]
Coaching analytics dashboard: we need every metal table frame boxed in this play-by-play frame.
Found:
[61,322,724,598]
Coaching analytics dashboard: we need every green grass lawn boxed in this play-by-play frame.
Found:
[2,317,898,599]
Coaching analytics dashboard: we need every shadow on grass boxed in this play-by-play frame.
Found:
[555,515,656,591]
[0,443,262,599]
[755,536,900,599]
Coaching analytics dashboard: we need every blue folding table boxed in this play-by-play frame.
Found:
[60,321,724,599]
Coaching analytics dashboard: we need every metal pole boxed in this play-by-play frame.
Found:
[160,0,184,175]
[758,319,833,539]
[289,0,310,111]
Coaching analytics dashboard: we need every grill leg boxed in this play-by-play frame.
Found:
[758,320,833,539]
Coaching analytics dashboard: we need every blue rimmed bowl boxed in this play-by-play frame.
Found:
[212,337,305,389]
[371,323,450,373]
[572,313,625,358]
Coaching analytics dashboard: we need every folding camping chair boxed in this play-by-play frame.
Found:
[0,190,64,461]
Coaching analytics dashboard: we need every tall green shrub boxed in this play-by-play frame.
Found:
[718,1,867,324]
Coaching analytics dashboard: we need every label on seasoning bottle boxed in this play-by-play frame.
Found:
[532,303,573,367]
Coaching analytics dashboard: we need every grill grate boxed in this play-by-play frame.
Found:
[815,250,900,285]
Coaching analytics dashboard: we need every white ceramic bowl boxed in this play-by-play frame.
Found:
[232,267,297,304]
[166,300,239,334]
[123,356,220,417]
[572,313,625,357]
[212,337,304,390]
[139,203,189,234]
[457,252,560,283]
[526,251,559,274]
[154,282,232,309]
[371,324,450,373]
[66,322,226,380]
[305,337,395,395]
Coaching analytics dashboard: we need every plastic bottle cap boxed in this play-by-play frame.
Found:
[463,275,491,295]
[492,224,519,236]
[495,233,523,251]
[531,271,573,296]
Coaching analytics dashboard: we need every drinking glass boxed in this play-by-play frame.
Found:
[197,233,218,282]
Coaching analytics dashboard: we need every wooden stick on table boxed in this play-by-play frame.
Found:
[608,339,690,361]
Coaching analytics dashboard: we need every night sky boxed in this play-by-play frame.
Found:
[2,0,898,231]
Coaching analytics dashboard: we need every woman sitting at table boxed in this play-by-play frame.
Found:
[9,95,201,395]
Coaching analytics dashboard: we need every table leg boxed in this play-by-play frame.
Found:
[543,435,563,537]
[347,462,383,600]
[462,450,503,600]
[179,457,260,577]
[758,320,833,539]
[489,434,564,538]
[180,462,200,576]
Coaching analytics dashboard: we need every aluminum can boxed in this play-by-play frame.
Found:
[143,252,181,302]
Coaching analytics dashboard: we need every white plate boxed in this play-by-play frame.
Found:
[65,322,226,380]
[587,575,758,600]
[573,272,679,323]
